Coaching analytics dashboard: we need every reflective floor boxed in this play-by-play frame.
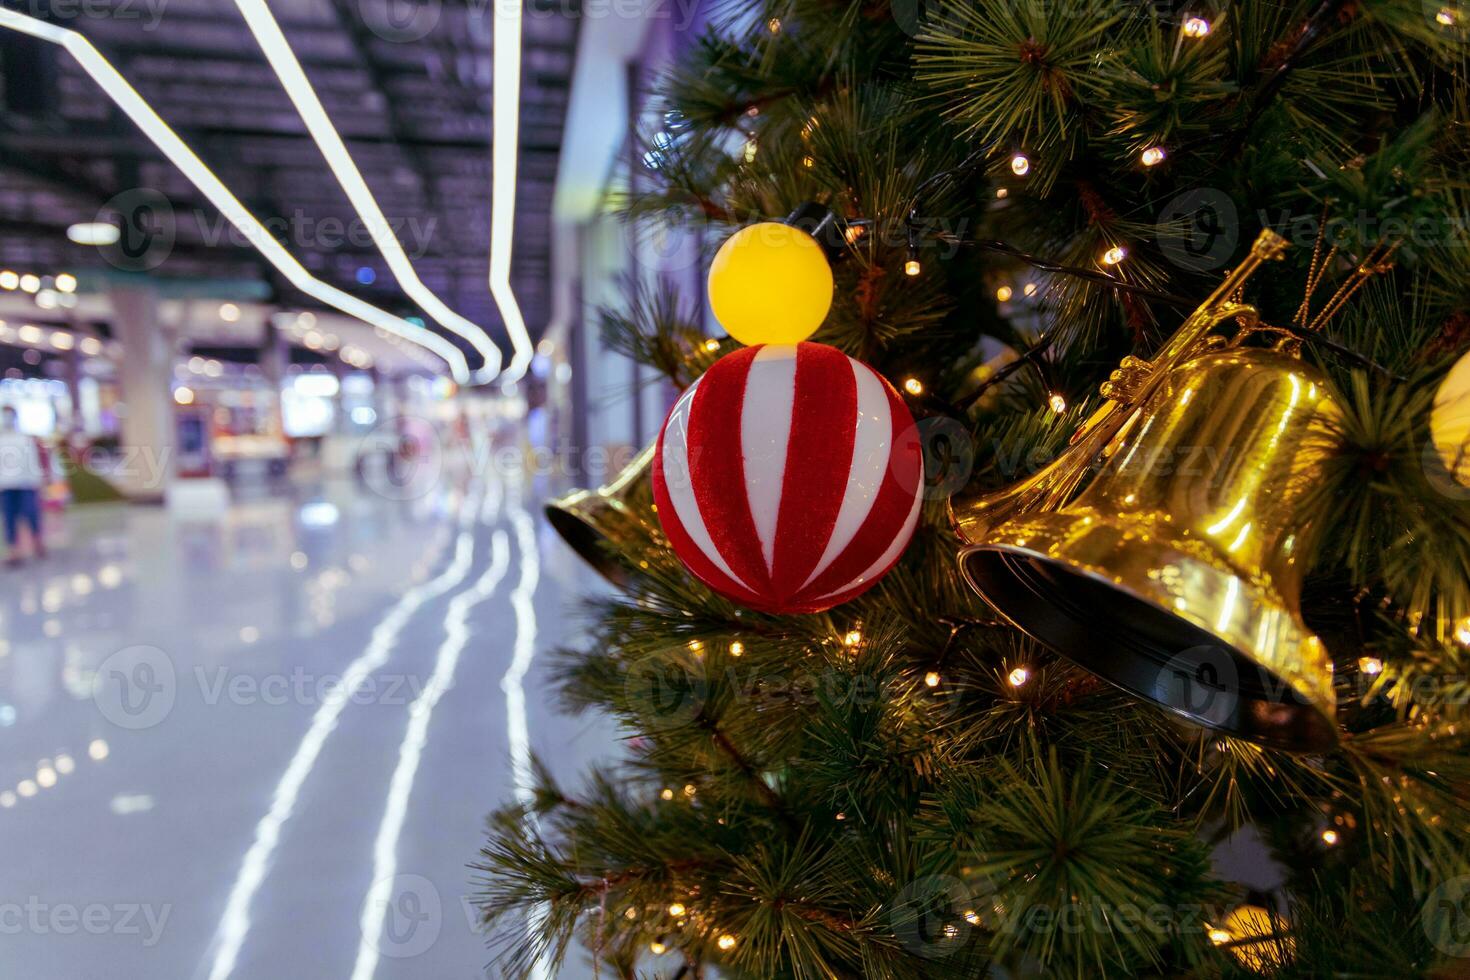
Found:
[0,428,618,979]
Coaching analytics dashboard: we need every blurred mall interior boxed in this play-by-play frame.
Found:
[0,1,704,976]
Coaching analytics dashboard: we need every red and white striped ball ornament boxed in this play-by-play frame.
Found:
[652,342,925,615]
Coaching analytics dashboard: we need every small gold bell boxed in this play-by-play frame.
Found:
[544,443,660,587]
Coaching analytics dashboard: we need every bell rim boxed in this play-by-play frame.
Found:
[959,532,1338,753]
[544,495,637,588]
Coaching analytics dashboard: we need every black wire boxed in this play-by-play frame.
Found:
[955,238,1199,309]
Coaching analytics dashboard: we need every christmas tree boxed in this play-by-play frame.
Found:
[476,1,1470,976]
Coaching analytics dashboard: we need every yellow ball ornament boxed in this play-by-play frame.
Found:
[1432,349,1470,487]
[1209,904,1294,972]
[708,222,833,346]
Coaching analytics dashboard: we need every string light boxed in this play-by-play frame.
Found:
[1209,927,1233,944]
[1023,282,1038,297]
[1048,393,1067,414]
[1009,153,1031,176]
[660,788,675,801]
[904,257,922,276]
[843,224,865,244]
[1102,245,1127,266]
[843,629,862,647]
[703,338,721,352]
[667,902,687,917]
[767,16,781,32]
[17,779,37,797]
[963,909,980,925]
[19,274,39,293]
[1454,617,1470,646]
[1008,666,1030,687]
[995,285,1013,302]
[802,155,815,168]
[649,941,667,955]
[55,273,77,293]
[995,187,1008,199]
[89,739,109,760]
[743,136,758,163]
[1320,829,1339,845]
[1140,146,1167,167]
[717,934,738,951]
[1437,8,1456,26]
[729,641,745,656]
[1183,15,1212,37]
[174,387,196,406]
[1358,656,1384,676]
[903,377,924,396]
[924,671,941,688]
[683,783,697,797]
[0,271,16,289]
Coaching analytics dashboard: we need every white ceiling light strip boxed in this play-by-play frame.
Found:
[231,0,503,378]
[490,0,536,383]
[0,8,471,384]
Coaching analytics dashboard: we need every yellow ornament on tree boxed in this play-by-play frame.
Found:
[1209,904,1294,972]
[708,221,833,346]
[1431,348,1470,487]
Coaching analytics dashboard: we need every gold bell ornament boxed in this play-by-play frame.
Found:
[1431,346,1470,488]
[954,230,1350,751]
[544,443,660,587]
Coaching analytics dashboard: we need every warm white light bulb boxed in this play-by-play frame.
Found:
[1183,16,1211,37]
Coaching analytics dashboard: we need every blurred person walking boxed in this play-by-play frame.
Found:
[0,406,46,565]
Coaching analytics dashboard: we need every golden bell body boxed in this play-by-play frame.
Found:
[960,346,1340,751]
[544,443,659,587]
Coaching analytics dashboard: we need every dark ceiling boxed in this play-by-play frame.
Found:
[0,0,579,372]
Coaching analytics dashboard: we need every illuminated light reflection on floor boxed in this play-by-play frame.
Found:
[351,491,510,980]
[205,484,485,980]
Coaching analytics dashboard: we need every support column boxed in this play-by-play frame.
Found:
[259,317,288,436]
[109,282,175,500]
